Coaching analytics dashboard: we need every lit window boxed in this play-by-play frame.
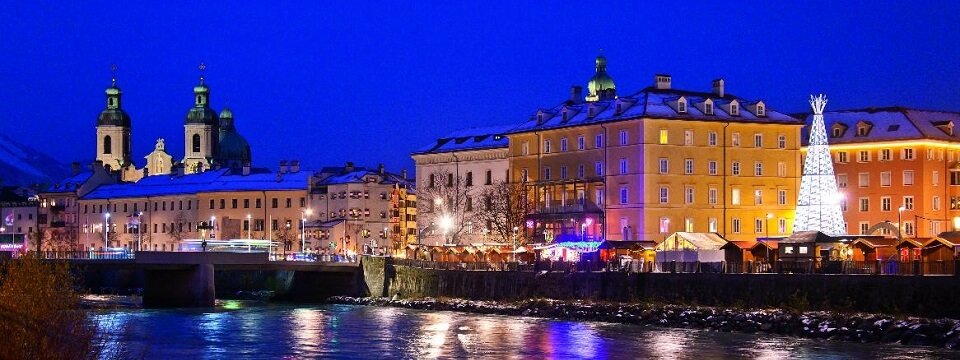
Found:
[732,188,741,205]
[659,129,668,145]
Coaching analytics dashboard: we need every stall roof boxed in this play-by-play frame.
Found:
[752,240,780,250]
[598,240,658,250]
[851,237,900,248]
[722,240,756,250]
[663,232,728,251]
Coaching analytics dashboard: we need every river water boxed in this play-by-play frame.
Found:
[91,302,954,359]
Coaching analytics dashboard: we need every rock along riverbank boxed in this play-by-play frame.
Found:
[327,296,960,350]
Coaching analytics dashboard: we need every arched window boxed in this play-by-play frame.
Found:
[103,135,112,154]
[192,134,201,153]
[123,134,130,154]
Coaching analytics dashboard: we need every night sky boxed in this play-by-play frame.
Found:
[2,1,959,174]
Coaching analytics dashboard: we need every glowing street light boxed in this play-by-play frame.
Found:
[246,214,252,240]
[103,212,111,250]
[898,205,906,242]
[210,215,216,240]
[301,208,313,253]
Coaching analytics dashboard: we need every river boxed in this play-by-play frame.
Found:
[90,302,954,359]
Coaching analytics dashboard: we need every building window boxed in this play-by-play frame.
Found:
[192,134,201,153]
[219,199,225,209]
[684,187,694,204]
[256,199,262,208]
[754,134,763,148]
[521,141,529,156]
[708,161,718,175]
[659,129,668,145]
[902,148,915,160]
[837,174,848,188]
[754,161,763,176]
[577,136,585,150]
[732,218,741,234]
[708,187,718,205]
[881,196,891,211]
[543,167,551,180]
[619,130,628,145]
[730,102,739,116]
[859,197,869,212]
[704,102,714,115]
[272,198,279,208]
[659,158,668,174]
[659,187,669,204]
[103,135,112,154]
[754,189,763,205]
[903,170,914,186]
[755,218,764,234]
[880,149,891,161]
[933,196,941,211]
[595,134,603,148]
[560,138,568,152]
[560,166,568,179]
[544,139,552,153]
[732,133,740,147]
[880,171,892,187]
[904,221,915,236]
[684,218,694,232]
[659,218,670,234]
[858,150,870,162]
[858,173,869,187]
[708,132,717,146]
[232,199,238,209]
[578,164,585,178]
[778,218,786,234]
[777,134,786,149]
[620,187,628,204]
[709,218,718,232]
[903,196,914,210]
[933,171,940,186]
[683,130,693,145]
[466,172,473,186]
[684,159,694,174]
[777,162,786,177]
[678,99,687,113]
[838,152,848,163]
[732,188,741,205]
[619,159,627,174]
[595,162,603,177]
[778,189,787,205]
[732,161,741,176]
[951,171,960,186]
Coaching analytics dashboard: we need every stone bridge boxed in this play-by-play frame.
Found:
[54,252,360,308]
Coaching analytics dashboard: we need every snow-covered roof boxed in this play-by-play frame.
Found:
[664,232,728,250]
[413,125,513,155]
[801,107,960,146]
[81,168,310,200]
[507,87,800,135]
[316,168,412,186]
[46,171,94,193]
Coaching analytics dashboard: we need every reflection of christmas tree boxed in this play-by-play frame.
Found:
[794,94,846,236]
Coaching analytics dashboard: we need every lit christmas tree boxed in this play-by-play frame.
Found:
[794,94,846,235]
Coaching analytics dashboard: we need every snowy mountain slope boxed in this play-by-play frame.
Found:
[0,133,72,186]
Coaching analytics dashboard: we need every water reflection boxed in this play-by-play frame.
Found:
[91,304,956,359]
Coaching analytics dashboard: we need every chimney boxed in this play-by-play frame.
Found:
[291,160,300,173]
[242,161,251,176]
[569,85,583,104]
[378,163,385,175]
[712,78,725,98]
[655,74,672,90]
[345,161,355,172]
[71,162,81,175]
[279,160,288,174]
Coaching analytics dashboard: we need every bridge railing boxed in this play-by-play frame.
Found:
[32,251,135,260]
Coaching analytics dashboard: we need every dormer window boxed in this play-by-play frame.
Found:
[677,97,687,114]
[933,121,954,136]
[704,99,714,115]
[857,127,867,136]
[833,128,842,137]
[755,101,766,117]
[855,120,873,137]
[616,102,622,114]
[729,100,740,116]
[537,110,545,125]
[831,123,848,138]
[562,108,569,122]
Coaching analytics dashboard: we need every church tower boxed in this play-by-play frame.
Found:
[182,63,220,174]
[585,51,616,102]
[96,72,132,171]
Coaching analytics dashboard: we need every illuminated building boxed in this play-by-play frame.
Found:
[802,107,960,239]
[505,54,803,242]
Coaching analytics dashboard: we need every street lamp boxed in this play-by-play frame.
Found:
[765,213,773,238]
[512,226,519,262]
[103,213,110,250]
[439,215,453,244]
[246,214,252,240]
[137,211,143,252]
[210,215,216,240]
[897,206,906,242]
[301,208,312,253]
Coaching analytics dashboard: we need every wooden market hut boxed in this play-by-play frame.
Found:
[922,236,958,262]
[460,247,480,263]
[597,240,656,263]
[721,240,757,264]
[751,239,780,264]
[850,237,900,262]
[482,247,506,263]
[896,238,923,261]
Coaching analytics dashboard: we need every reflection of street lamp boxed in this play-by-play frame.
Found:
[103,213,111,250]
[897,206,906,242]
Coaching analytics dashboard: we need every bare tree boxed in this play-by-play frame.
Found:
[417,169,474,245]
[166,212,188,243]
[475,180,529,245]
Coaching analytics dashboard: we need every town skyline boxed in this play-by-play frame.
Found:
[2,1,960,174]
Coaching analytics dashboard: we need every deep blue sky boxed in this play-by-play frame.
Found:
[2,1,959,174]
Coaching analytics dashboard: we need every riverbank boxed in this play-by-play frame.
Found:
[328,296,960,350]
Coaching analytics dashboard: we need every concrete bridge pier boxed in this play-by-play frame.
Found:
[143,264,216,308]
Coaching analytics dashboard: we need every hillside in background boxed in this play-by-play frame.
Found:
[0,133,72,186]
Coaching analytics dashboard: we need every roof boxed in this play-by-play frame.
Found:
[722,240,757,250]
[507,87,801,135]
[801,107,960,146]
[752,240,780,250]
[851,236,900,248]
[782,231,838,244]
[664,232,728,250]
[928,232,960,248]
[315,168,412,187]
[598,240,657,250]
[897,238,924,248]
[413,125,512,155]
[46,171,94,194]
[81,168,310,200]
